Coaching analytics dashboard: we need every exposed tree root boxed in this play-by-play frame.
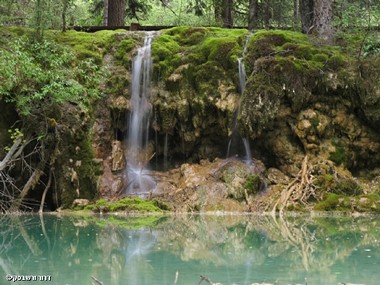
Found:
[271,155,319,216]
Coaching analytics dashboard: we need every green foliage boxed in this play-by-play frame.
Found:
[363,39,380,57]
[0,37,102,116]
[53,29,120,61]
[8,128,24,142]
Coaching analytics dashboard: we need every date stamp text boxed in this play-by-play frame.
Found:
[6,274,52,282]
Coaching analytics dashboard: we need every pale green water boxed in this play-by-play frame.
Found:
[1,214,379,285]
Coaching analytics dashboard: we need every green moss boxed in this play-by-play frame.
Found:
[334,178,363,196]
[326,53,347,69]
[194,36,241,69]
[312,53,329,62]
[244,175,261,195]
[354,193,380,212]
[164,26,209,46]
[91,197,165,212]
[96,198,108,207]
[53,29,123,63]
[152,33,182,79]
[152,26,247,92]
[329,139,346,166]
[314,193,350,211]
[105,74,129,95]
[114,38,136,66]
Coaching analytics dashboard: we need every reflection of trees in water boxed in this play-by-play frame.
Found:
[154,214,380,283]
[0,214,104,284]
[2,214,380,284]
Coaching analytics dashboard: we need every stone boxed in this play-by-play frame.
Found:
[72,199,89,208]
[111,140,125,172]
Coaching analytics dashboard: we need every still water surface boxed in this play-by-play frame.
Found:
[1,214,379,285]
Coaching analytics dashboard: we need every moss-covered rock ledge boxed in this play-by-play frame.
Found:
[0,26,379,214]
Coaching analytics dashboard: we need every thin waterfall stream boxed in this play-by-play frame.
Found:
[124,32,156,195]
[227,34,252,165]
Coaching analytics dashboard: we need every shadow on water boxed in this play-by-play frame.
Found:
[0,214,380,285]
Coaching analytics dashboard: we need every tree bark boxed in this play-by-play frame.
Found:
[293,0,300,29]
[62,0,68,32]
[107,0,125,26]
[103,0,108,25]
[300,0,314,33]
[0,138,22,172]
[221,0,233,28]
[313,0,333,41]
[248,0,258,30]
[263,0,271,29]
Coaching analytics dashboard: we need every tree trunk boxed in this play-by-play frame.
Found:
[293,0,300,29]
[248,0,258,30]
[263,0,271,29]
[108,0,125,26]
[104,0,108,25]
[221,0,233,28]
[62,0,68,32]
[300,0,314,33]
[313,0,333,41]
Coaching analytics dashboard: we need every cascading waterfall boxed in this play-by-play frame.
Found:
[227,34,252,165]
[125,32,156,194]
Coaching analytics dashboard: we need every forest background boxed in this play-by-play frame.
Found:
[1,0,380,34]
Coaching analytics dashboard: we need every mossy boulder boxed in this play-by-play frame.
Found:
[219,160,261,201]
[355,57,380,127]
[239,30,350,139]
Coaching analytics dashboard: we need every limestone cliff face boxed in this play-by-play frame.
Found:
[90,27,380,212]
[97,28,380,175]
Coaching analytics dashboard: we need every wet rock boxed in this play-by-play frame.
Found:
[72,199,89,208]
[99,158,124,197]
[266,168,290,185]
[111,140,125,172]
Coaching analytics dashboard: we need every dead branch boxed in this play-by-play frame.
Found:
[10,161,45,211]
[91,276,104,285]
[173,270,179,285]
[39,168,52,213]
[0,138,22,172]
[198,275,214,285]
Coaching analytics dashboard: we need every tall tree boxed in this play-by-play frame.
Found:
[222,0,234,27]
[108,0,125,26]
[62,0,70,31]
[312,0,333,40]
[263,0,271,28]
[300,0,313,33]
[104,0,108,25]
[293,0,300,29]
[214,0,233,27]
[248,0,258,30]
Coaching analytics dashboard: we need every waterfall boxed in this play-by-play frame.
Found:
[227,33,252,165]
[125,32,156,194]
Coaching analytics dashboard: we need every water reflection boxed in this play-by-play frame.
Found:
[0,214,379,285]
